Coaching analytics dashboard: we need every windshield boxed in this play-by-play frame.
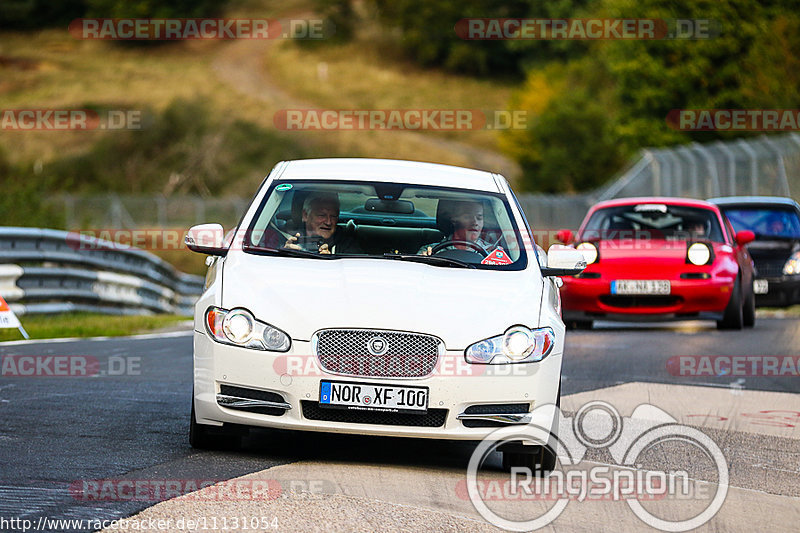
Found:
[721,207,800,239]
[243,180,528,270]
[581,204,725,243]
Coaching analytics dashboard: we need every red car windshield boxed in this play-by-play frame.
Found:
[582,204,725,243]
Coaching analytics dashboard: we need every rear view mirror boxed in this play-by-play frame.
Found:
[556,229,574,244]
[735,230,755,246]
[540,245,587,277]
[185,223,227,256]
[365,198,415,214]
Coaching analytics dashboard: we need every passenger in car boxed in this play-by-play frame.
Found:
[419,199,494,256]
[284,193,363,254]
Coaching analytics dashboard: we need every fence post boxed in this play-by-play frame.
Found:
[691,142,721,198]
[760,135,791,197]
[714,141,738,196]
[736,139,759,195]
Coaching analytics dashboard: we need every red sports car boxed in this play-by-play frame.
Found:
[558,197,756,330]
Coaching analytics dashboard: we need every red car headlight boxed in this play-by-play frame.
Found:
[577,242,599,265]
[686,242,713,266]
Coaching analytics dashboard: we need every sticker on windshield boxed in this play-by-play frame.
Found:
[275,183,293,191]
[481,247,513,265]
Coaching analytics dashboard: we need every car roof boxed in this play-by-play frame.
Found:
[707,196,800,209]
[276,158,502,192]
[589,197,720,211]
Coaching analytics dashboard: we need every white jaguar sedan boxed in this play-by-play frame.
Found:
[185,158,584,470]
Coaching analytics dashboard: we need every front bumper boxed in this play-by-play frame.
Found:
[754,276,800,307]
[562,276,733,321]
[192,332,561,442]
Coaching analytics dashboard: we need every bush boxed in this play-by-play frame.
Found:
[0,148,65,228]
[44,98,309,197]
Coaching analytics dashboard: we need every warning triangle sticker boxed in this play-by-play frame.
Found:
[481,247,513,265]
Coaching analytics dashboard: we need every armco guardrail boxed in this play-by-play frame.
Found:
[0,227,203,316]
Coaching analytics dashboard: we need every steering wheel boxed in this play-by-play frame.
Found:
[430,239,489,257]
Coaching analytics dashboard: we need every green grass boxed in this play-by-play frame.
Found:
[0,313,190,341]
[757,305,800,318]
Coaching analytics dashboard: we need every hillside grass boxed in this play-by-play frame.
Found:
[0,313,189,341]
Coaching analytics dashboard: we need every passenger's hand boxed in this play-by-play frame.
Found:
[318,243,331,254]
[284,233,302,249]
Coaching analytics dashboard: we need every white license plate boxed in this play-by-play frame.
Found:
[319,381,428,414]
[754,279,769,294]
[612,280,671,295]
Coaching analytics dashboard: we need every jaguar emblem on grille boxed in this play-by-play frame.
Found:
[367,336,389,356]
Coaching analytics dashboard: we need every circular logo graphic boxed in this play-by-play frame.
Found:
[367,336,389,356]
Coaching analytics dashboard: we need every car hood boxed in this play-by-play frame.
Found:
[220,254,543,349]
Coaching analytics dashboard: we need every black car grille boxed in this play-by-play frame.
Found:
[600,295,683,308]
[753,257,788,278]
[461,403,531,428]
[218,385,287,416]
[301,401,447,427]
[314,329,441,378]
[463,403,530,415]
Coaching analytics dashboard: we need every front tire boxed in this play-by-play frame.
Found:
[743,278,756,328]
[567,320,593,330]
[502,445,558,474]
[189,396,242,450]
[717,274,743,330]
[502,381,560,474]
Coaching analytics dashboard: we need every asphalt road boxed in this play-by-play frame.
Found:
[1,318,798,531]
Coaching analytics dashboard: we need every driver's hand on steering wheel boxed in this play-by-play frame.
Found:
[420,246,433,256]
[284,233,302,250]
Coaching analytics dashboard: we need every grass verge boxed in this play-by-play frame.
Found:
[0,313,190,341]
[756,305,800,318]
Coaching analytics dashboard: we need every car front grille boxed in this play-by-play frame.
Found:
[301,401,447,427]
[313,329,441,378]
[753,257,788,278]
[600,295,683,308]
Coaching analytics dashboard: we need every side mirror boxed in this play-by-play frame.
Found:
[735,230,755,246]
[540,244,587,277]
[556,229,574,244]
[185,223,227,256]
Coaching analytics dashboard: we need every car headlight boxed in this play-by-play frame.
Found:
[465,326,555,364]
[205,307,290,351]
[687,242,712,266]
[576,242,598,265]
[784,251,800,275]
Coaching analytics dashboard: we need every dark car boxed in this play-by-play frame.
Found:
[708,196,800,307]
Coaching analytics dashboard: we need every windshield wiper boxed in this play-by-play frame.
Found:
[244,246,335,259]
[382,252,475,269]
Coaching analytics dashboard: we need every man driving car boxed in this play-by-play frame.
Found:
[284,192,362,254]
[419,199,494,256]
